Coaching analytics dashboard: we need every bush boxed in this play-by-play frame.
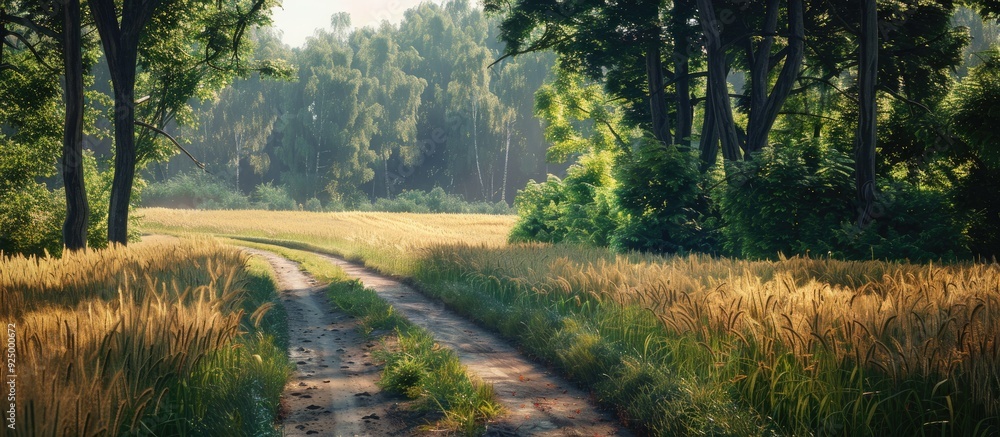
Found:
[955,165,1000,260]
[253,183,298,210]
[368,187,513,214]
[0,152,123,256]
[142,173,252,209]
[611,140,716,254]
[509,151,617,245]
[718,140,853,259]
[304,197,323,212]
[839,181,970,262]
[0,181,63,256]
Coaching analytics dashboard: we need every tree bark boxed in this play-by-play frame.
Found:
[745,0,805,154]
[89,0,161,245]
[646,43,672,146]
[672,0,694,150]
[856,0,878,227]
[697,0,741,161]
[61,0,88,251]
[699,81,721,171]
[501,120,511,203]
[472,98,485,198]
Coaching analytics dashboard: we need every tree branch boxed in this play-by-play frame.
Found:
[134,120,208,171]
[2,13,59,39]
[3,30,58,73]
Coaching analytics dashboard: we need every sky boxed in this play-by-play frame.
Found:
[270,0,447,48]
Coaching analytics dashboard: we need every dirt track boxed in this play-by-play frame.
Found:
[249,248,628,436]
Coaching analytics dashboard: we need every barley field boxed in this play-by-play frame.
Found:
[0,237,289,435]
[139,207,515,274]
[140,209,1000,435]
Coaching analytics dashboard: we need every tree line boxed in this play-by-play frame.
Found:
[4,0,1000,262]
[155,0,556,208]
[496,0,1000,261]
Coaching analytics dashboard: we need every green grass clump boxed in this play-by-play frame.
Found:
[324,269,504,435]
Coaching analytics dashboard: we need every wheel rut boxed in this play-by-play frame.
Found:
[249,247,629,436]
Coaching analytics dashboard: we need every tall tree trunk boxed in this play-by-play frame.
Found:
[90,0,161,245]
[745,0,805,154]
[646,43,672,146]
[384,155,391,198]
[697,0,741,161]
[856,0,878,227]
[501,121,511,204]
[699,82,720,171]
[235,131,242,190]
[472,98,485,199]
[61,0,88,251]
[672,0,695,150]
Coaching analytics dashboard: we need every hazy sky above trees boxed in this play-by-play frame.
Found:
[271,0,448,47]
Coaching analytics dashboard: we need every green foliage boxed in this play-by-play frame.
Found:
[142,175,300,211]
[509,151,617,245]
[508,176,568,243]
[304,197,323,212]
[534,69,633,162]
[0,182,64,257]
[0,153,119,256]
[839,182,970,262]
[367,187,513,214]
[612,140,716,254]
[719,141,853,259]
[143,173,253,209]
[955,165,1000,259]
[253,182,297,211]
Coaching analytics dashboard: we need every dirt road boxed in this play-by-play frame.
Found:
[249,248,628,436]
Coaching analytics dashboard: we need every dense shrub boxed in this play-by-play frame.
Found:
[839,181,970,262]
[954,165,1000,260]
[366,187,513,214]
[144,174,301,211]
[0,152,122,256]
[0,182,63,256]
[508,175,568,243]
[718,141,853,259]
[253,182,297,211]
[304,197,323,212]
[612,140,717,254]
[509,152,617,245]
[142,173,252,209]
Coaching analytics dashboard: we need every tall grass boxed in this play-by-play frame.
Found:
[415,245,1000,435]
[0,238,289,435]
[140,209,1000,435]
